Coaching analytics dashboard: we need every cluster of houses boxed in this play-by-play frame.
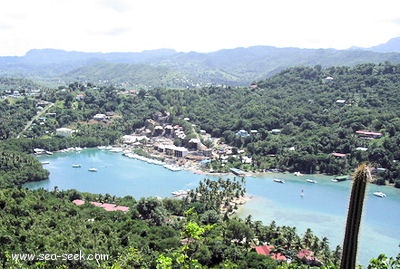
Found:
[147,120,189,140]
[235,129,282,138]
[330,129,383,158]
[254,245,321,266]
[1,89,42,99]
[53,112,118,138]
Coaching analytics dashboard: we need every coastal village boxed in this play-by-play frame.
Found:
[34,96,387,183]
[49,108,245,175]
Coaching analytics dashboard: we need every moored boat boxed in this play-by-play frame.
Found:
[306,179,317,183]
[373,191,386,198]
[333,175,351,182]
[72,164,81,168]
[172,189,190,196]
[273,178,285,183]
[88,168,97,172]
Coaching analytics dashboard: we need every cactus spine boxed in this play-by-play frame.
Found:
[340,164,369,269]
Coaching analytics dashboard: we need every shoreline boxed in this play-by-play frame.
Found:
[41,147,399,192]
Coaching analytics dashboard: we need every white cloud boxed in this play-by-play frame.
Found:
[0,0,400,55]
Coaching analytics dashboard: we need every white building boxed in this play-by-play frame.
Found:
[56,128,73,137]
[93,114,107,121]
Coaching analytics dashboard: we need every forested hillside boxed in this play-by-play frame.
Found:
[151,63,400,183]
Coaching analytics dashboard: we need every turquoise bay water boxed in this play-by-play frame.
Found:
[28,148,400,266]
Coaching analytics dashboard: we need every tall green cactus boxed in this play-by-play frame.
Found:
[340,164,369,269]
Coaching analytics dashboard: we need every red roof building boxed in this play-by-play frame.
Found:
[114,206,130,212]
[355,130,383,139]
[73,200,129,212]
[297,249,321,266]
[72,199,85,205]
[254,245,287,261]
[297,249,314,259]
[90,201,103,207]
[332,152,346,158]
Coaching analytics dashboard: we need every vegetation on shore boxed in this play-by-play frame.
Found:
[0,178,342,269]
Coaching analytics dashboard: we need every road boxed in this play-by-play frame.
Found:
[17,103,54,138]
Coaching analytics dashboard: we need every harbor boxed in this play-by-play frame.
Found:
[29,148,400,266]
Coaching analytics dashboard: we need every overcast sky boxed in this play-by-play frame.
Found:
[1,0,400,56]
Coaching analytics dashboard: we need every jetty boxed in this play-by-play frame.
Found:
[230,168,246,176]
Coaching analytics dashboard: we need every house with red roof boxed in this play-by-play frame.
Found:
[355,130,383,139]
[72,199,85,206]
[72,199,129,212]
[297,249,322,266]
[254,245,287,261]
[331,152,346,158]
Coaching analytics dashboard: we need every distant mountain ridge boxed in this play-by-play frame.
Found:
[1,37,400,87]
[369,37,400,53]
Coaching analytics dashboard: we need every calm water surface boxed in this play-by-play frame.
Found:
[28,148,400,266]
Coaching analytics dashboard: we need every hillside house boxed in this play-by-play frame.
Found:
[271,129,282,135]
[236,130,249,138]
[254,245,287,261]
[188,138,201,150]
[93,113,107,121]
[75,94,85,101]
[72,200,129,212]
[164,125,173,136]
[56,128,73,138]
[154,126,164,136]
[355,130,382,139]
[331,152,346,158]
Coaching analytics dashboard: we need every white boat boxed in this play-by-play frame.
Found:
[373,191,386,198]
[294,171,303,176]
[172,189,190,196]
[306,179,317,183]
[88,168,97,172]
[72,164,81,168]
[273,178,285,183]
[41,161,50,164]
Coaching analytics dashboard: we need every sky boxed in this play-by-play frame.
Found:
[1,0,400,56]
